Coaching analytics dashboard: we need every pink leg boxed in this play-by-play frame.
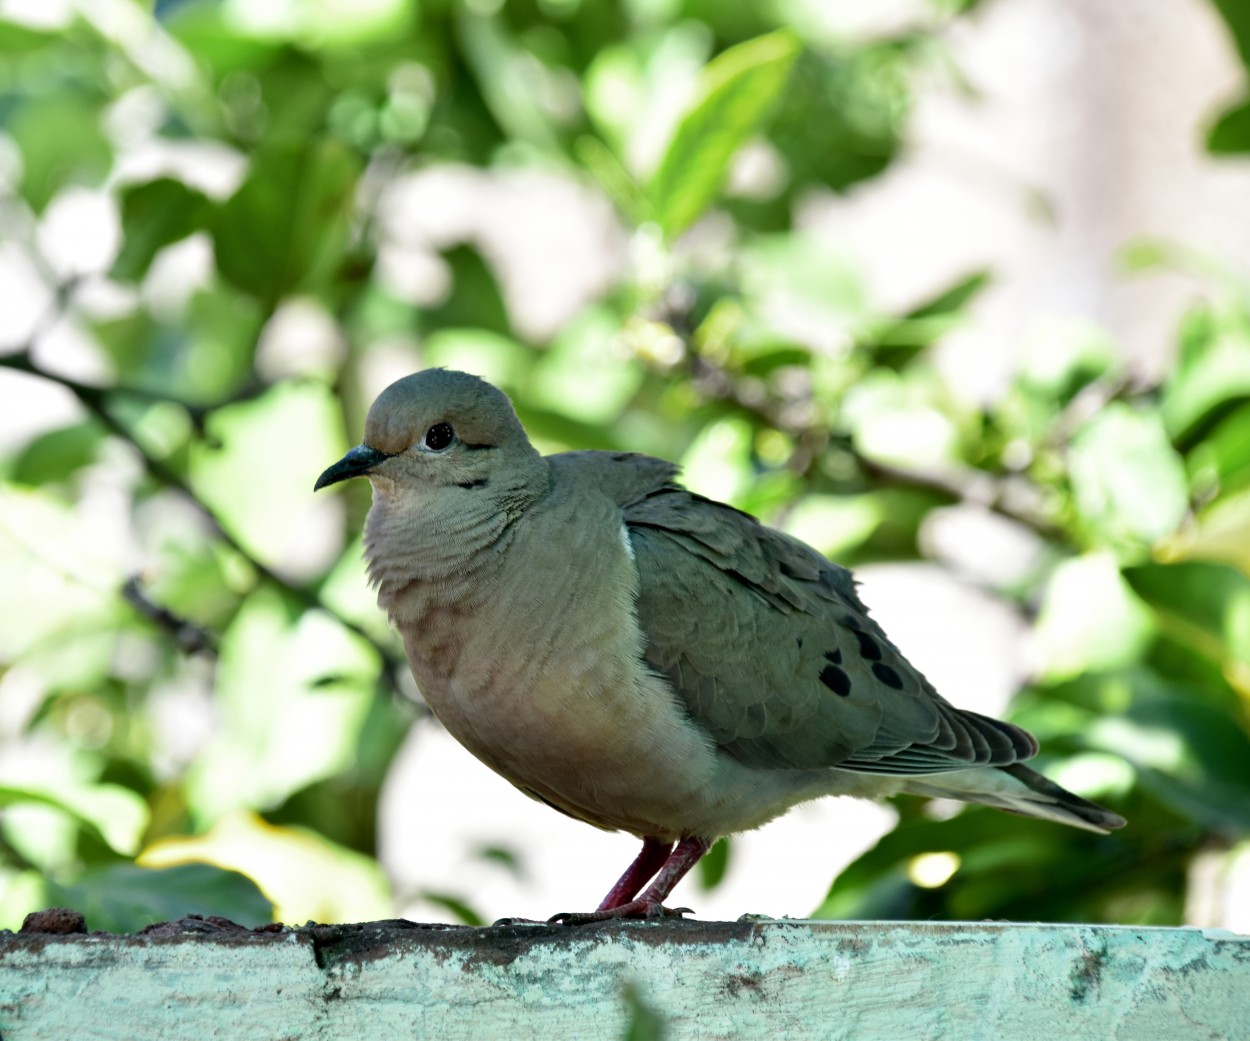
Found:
[598,838,673,911]
[553,836,713,924]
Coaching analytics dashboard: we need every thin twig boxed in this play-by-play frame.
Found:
[850,452,1069,544]
[122,576,218,655]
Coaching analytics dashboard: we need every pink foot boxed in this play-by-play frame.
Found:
[597,837,672,911]
[550,836,712,925]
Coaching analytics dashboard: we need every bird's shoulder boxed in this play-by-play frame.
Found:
[546,450,681,510]
[545,448,859,610]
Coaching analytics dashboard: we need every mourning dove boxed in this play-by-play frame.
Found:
[316,369,1125,922]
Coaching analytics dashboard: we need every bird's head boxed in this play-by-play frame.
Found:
[315,368,546,507]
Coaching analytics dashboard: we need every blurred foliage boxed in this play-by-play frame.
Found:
[0,0,1249,934]
[620,980,667,1041]
[1207,0,1250,153]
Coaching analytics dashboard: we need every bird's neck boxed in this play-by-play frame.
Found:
[363,486,517,624]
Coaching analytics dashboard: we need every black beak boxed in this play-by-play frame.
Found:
[314,444,391,491]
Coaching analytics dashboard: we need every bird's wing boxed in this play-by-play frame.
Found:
[620,481,1037,774]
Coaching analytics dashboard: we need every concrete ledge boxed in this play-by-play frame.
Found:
[2,918,1248,1040]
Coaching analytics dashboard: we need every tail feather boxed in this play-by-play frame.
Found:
[904,763,1126,834]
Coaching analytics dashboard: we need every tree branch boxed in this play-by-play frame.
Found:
[0,345,410,699]
[683,354,1071,544]
[121,576,218,655]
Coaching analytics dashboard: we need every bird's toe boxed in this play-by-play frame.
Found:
[548,899,696,925]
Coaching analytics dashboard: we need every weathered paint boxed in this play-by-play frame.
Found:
[1,919,1247,1040]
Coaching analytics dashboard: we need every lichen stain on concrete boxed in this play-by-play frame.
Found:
[1163,951,1212,979]
[1068,941,1109,1003]
[834,936,871,958]
[724,969,768,1001]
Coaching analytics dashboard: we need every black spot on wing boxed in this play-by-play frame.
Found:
[823,648,842,665]
[819,665,852,697]
[853,630,881,661]
[457,478,489,489]
[871,662,905,690]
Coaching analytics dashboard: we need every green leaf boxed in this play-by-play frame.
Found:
[865,270,991,359]
[111,178,214,282]
[190,381,346,569]
[421,327,533,388]
[1168,484,1250,576]
[0,786,111,854]
[1189,403,1250,497]
[163,3,283,77]
[1208,98,1250,154]
[1068,404,1189,549]
[0,485,127,661]
[813,809,1138,924]
[181,288,266,400]
[0,21,60,54]
[842,369,960,470]
[1207,0,1250,75]
[755,236,868,318]
[1136,763,1250,833]
[530,308,644,425]
[8,421,105,485]
[1091,695,1250,833]
[183,588,376,821]
[782,494,883,560]
[473,845,526,879]
[252,50,339,138]
[582,23,713,172]
[1015,323,1120,405]
[147,539,246,633]
[141,812,392,924]
[736,345,811,376]
[574,134,652,226]
[8,94,112,212]
[695,837,731,891]
[212,0,415,48]
[422,244,513,337]
[0,782,148,857]
[511,403,622,452]
[1032,553,1155,679]
[46,863,273,934]
[620,981,668,1041]
[763,47,904,202]
[679,416,754,504]
[648,29,799,238]
[455,11,562,152]
[212,137,360,304]
[906,269,992,321]
[1122,560,1250,669]
[1161,308,1250,445]
[417,890,485,927]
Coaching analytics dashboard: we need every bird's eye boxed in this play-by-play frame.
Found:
[423,423,455,452]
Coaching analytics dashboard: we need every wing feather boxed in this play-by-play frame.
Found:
[622,482,1035,776]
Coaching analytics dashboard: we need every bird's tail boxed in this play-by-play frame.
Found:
[903,763,1126,834]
